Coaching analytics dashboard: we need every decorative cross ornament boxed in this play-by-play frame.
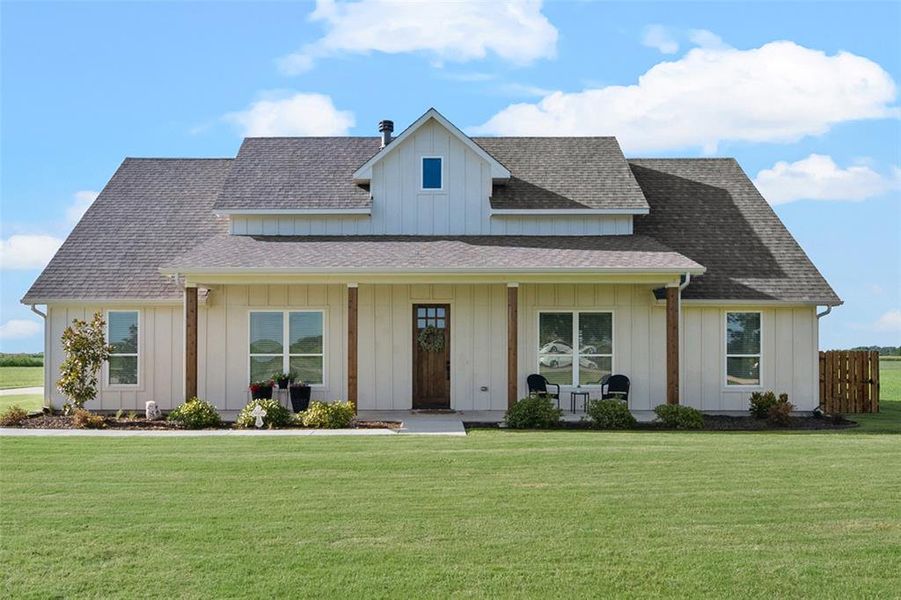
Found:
[250,404,267,428]
[145,401,162,421]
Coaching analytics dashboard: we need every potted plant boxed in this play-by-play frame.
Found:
[272,371,294,390]
[249,380,274,400]
[289,380,312,412]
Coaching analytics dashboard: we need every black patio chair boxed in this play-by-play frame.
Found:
[527,373,561,408]
[601,374,630,404]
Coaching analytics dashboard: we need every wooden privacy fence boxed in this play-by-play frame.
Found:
[819,351,880,413]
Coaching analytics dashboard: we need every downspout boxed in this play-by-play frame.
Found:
[29,304,49,410]
[816,305,832,319]
[813,305,834,416]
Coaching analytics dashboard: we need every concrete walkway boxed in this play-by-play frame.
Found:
[359,410,468,436]
[0,387,42,396]
[0,427,396,437]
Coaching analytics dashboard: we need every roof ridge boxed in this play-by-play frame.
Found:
[123,157,234,161]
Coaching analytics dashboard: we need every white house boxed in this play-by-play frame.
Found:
[23,108,841,414]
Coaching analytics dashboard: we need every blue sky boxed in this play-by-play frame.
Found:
[1,0,899,352]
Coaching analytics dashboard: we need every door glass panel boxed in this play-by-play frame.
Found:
[417,308,426,317]
[417,318,426,329]
[436,319,445,328]
[437,308,445,317]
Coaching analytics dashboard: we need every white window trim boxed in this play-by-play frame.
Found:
[247,309,327,388]
[536,310,615,388]
[723,310,763,390]
[420,155,444,192]
[106,309,140,389]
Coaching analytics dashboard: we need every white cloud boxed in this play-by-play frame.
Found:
[688,29,728,50]
[754,154,899,205]
[0,235,63,270]
[279,0,558,74]
[642,25,678,54]
[66,190,99,226]
[224,92,355,137]
[0,319,42,340]
[874,309,901,332]
[471,38,897,153]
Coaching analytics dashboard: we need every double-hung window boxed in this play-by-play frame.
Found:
[107,310,139,385]
[421,156,443,190]
[249,311,324,385]
[725,311,761,387]
[538,311,613,386]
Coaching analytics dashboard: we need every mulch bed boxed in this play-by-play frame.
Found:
[10,413,402,431]
[465,415,857,431]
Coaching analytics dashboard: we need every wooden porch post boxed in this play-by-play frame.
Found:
[184,286,198,401]
[666,285,679,405]
[507,283,519,409]
[347,283,358,414]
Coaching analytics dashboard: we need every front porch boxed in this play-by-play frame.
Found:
[180,279,689,413]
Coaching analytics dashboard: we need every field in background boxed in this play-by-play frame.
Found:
[880,358,900,402]
[0,366,42,390]
[0,394,43,413]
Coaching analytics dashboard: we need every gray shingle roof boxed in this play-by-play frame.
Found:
[213,137,378,211]
[629,158,841,305]
[212,136,649,212]
[475,137,648,211]
[22,158,232,303]
[162,235,703,273]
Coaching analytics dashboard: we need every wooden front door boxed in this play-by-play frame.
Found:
[412,304,451,409]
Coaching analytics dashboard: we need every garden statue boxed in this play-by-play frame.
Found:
[250,404,267,428]
[145,401,162,420]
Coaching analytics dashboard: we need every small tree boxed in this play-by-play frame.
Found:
[57,312,111,414]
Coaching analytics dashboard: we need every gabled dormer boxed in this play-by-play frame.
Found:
[215,107,649,236]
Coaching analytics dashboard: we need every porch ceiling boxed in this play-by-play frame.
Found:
[162,235,705,285]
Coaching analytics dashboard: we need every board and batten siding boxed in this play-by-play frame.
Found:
[227,119,634,237]
[43,291,819,412]
[197,284,347,410]
[357,283,508,410]
[680,305,819,411]
[45,304,184,411]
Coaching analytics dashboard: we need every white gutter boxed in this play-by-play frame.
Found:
[679,272,692,291]
[29,304,47,319]
[29,304,49,410]
[489,208,649,216]
[161,265,707,276]
[817,305,833,319]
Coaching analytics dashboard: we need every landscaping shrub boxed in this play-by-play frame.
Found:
[748,391,778,419]
[586,399,636,430]
[504,395,563,429]
[0,405,29,427]
[300,401,355,429]
[72,408,106,429]
[236,398,293,429]
[767,393,795,426]
[168,398,222,429]
[57,312,112,414]
[654,404,704,430]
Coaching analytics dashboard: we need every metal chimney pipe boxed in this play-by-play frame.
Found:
[379,120,394,148]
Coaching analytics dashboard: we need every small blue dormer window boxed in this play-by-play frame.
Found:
[422,157,442,190]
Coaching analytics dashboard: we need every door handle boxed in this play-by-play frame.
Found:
[446,360,451,380]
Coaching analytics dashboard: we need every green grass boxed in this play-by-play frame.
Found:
[880,358,901,402]
[0,366,42,390]
[3,422,901,598]
[0,394,43,414]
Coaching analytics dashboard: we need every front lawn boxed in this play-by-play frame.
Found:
[2,410,900,597]
[0,366,42,389]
